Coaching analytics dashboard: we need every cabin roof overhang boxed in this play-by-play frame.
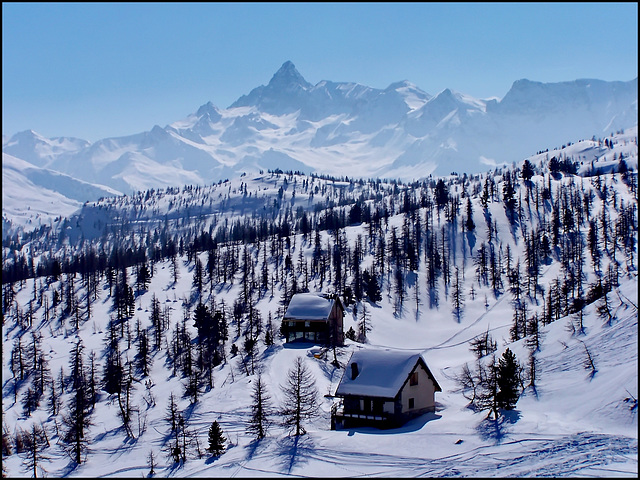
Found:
[283,293,342,321]
[334,392,397,401]
[334,349,442,398]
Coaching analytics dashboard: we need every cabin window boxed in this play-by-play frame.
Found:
[305,320,310,327]
[288,321,295,327]
[410,371,419,386]
[408,398,415,409]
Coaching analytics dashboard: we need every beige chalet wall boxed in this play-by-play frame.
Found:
[399,363,437,413]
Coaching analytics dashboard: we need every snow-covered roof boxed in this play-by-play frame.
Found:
[283,293,336,320]
[335,348,441,398]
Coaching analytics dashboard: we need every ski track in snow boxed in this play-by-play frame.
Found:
[170,432,637,477]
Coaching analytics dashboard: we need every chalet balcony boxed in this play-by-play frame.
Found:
[334,409,390,422]
[331,403,395,429]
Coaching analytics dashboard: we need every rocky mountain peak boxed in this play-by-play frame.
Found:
[268,61,312,90]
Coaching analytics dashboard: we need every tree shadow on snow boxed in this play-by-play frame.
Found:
[476,409,521,443]
[275,434,315,474]
[243,437,268,462]
[58,460,80,478]
[259,343,284,363]
[521,384,539,400]
[466,231,476,256]
[182,401,198,422]
[204,453,222,465]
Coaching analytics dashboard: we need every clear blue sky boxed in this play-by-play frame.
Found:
[2,2,637,142]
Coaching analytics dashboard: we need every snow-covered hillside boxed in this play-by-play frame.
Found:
[2,133,637,477]
[3,62,636,199]
[3,124,638,243]
[2,153,122,237]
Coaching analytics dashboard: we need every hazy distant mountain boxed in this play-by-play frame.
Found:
[3,61,637,197]
[2,152,121,236]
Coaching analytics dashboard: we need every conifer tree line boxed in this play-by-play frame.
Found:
[4,163,636,322]
[1,147,637,469]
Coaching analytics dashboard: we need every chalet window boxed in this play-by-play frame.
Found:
[410,371,418,386]
[288,321,295,326]
[305,320,310,327]
[408,398,415,409]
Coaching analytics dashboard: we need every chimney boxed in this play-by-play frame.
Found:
[350,362,359,380]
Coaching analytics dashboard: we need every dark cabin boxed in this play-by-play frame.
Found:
[281,293,344,346]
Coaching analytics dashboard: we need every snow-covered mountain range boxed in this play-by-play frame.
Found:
[3,61,637,199]
[3,119,637,240]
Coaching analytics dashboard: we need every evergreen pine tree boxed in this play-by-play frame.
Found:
[496,348,520,410]
[521,159,534,181]
[61,340,93,464]
[451,267,465,322]
[362,268,382,303]
[465,197,475,232]
[345,326,357,341]
[207,421,226,456]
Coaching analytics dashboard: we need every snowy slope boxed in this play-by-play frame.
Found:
[2,269,636,477]
[2,130,637,477]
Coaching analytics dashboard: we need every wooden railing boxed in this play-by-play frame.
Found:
[331,404,390,422]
